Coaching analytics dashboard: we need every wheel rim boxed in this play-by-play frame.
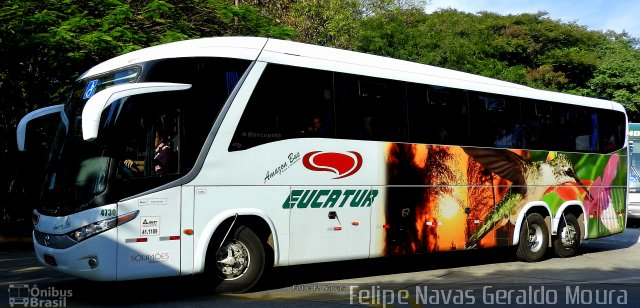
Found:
[216,240,250,280]
[560,223,577,248]
[527,224,544,252]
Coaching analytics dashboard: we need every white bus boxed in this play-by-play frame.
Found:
[628,123,640,220]
[17,37,628,292]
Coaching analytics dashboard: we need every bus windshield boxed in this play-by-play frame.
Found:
[39,68,140,216]
[37,57,251,216]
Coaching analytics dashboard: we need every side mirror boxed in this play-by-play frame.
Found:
[81,82,191,141]
[16,104,66,151]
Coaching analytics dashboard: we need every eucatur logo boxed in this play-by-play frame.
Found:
[302,151,363,179]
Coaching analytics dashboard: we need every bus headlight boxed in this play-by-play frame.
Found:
[67,210,138,242]
[68,218,116,242]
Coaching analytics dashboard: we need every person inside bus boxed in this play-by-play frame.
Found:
[434,126,448,144]
[305,116,323,136]
[494,124,520,148]
[301,114,332,137]
[123,131,176,176]
[152,131,176,175]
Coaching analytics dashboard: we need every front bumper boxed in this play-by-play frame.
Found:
[33,228,118,281]
[628,203,640,219]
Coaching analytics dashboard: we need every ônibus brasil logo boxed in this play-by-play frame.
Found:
[302,151,363,179]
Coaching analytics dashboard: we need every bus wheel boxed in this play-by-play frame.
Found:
[210,225,266,293]
[553,213,580,258]
[516,213,549,262]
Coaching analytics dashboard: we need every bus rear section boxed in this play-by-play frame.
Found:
[225,58,627,265]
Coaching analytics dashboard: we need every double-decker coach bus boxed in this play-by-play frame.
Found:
[17,37,628,292]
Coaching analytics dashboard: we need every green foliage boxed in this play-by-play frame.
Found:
[587,33,640,118]
[286,0,362,48]
[143,0,174,21]
[352,7,640,118]
[2,0,640,230]
[2,1,639,155]
[3,1,639,132]
[0,0,294,226]
[0,0,294,130]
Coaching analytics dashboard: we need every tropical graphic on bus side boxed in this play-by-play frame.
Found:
[384,143,627,256]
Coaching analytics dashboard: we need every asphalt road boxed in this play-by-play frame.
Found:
[2,224,640,307]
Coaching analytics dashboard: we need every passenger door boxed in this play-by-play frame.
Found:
[116,187,183,280]
[91,89,186,280]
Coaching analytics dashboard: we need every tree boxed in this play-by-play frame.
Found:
[585,32,640,119]
[0,0,293,231]
[353,6,640,107]
[242,0,428,49]
[285,0,362,48]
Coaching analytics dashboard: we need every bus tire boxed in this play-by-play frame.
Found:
[553,213,580,258]
[516,213,549,262]
[208,225,266,293]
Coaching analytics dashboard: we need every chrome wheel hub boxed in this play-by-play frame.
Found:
[527,224,544,252]
[560,224,577,248]
[216,240,250,280]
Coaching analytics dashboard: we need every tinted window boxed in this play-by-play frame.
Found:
[230,64,625,154]
[519,99,624,153]
[334,73,407,141]
[407,83,469,145]
[599,109,626,152]
[146,58,250,167]
[113,57,250,198]
[520,99,551,150]
[230,64,335,151]
[469,92,521,148]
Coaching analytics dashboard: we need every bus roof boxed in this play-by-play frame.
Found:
[78,37,268,80]
[79,36,625,113]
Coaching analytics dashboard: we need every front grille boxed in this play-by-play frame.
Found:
[34,230,77,249]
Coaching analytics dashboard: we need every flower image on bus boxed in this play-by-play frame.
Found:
[628,123,640,220]
[17,37,629,292]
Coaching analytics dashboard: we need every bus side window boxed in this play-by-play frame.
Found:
[469,92,520,148]
[599,109,626,153]
[115,95,180,179]
[407,84,469,145]
[558,106,600,153]
[335,74,407,142]
[230,64,335,151]
[521,100,552,150]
